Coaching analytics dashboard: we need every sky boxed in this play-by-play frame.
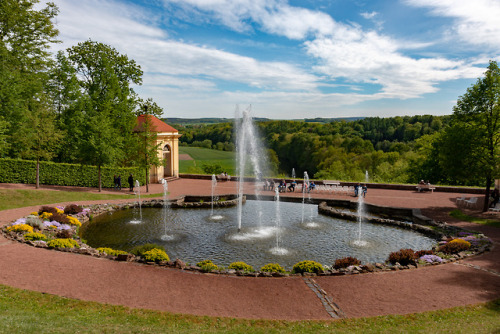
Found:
[47,0,500,119]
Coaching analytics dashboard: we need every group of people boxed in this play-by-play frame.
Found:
[354,183,367,197]
[262,179,319,193]
[490,188,500,208]
[114,174,135,192]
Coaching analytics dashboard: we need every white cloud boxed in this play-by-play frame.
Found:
[405,0,500,49]
[360,11,378,20]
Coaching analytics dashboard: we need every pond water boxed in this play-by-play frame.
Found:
[81,200,436,269]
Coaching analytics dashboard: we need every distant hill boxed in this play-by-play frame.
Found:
[164,117,364,126]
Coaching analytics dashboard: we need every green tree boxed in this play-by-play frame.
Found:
[0,0,60,156]
[135,98,163,193]
[443,61,500,211]
[61,40,143,191]
[19,95,63,188]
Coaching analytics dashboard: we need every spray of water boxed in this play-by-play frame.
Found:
[301,171,309,224]
[130,180,142,224]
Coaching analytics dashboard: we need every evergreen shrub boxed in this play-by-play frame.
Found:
[292,260,324,274]
[334,257,361,269]
[142,249,170,262]
[228,261,254,272]
[387,248,416,265]
[260,263,286,273]
[0,158,144,188]
[130,243,165,257]
[196,260,218,272]
[97,247,128,256]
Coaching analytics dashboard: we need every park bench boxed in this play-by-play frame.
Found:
[323,180,341,186]
[416,184,436,193]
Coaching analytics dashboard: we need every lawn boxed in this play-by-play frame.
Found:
[179,146,236,175]
[450,209,500,228]
[0,284,499,333]
[0,189,162,211]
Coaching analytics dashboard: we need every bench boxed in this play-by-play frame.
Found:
[416,185,435,193]
[323,180,340,186]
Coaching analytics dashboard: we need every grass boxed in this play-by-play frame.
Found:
[0,189,162,211]
[179,146,236,175]
[449,209,500,228]
[0,284,499,334]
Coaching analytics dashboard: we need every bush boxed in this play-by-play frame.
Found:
[96,247,129,256]
[49,212,70,225]
[228,261,254,272]
[24,232,48,241]
[6,224,34,233]
[47,238,79,249]
[292,260,324,274]
[64,204,84,215]
[260,263,286,273]
[56,229,74,239]
[142,249,170,262]
[334,257,361,269]
[39,206,58,215]
[201,163,223,175]
[439,239,471,254]
[415,250,434,258]
[130,243,165,257]
[196,260,219,272]
[387,249,416,265]
[25,216,44,229]
[0,158,145,188]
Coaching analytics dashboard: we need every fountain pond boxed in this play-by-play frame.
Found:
[80,199,437,270]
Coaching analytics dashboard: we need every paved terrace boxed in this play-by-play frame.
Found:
[0,179,499,320]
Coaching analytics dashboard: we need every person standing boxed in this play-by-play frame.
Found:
[117,175,122,191]
[128,174,134,192]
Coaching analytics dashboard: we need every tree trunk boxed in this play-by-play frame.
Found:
[36,158,40,189]
[98,165,102,192]
[483,174,492,212]
[145,167,149,193]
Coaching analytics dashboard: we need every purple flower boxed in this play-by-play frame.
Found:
[50,221,61,227]
[14,218,27,225]
[43,221,52,228]
[57,224,71,231]
[420,255,443,263]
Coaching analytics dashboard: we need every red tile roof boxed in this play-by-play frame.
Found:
[135,115,178,133]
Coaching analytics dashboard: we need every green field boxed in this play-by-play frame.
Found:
[179,146,236,175]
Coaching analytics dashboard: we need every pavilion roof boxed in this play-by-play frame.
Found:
[135,114,178,133]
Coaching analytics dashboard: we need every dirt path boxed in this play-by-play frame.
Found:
[0,179,499,320]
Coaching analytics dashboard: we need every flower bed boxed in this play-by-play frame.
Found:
[1,202,494,277]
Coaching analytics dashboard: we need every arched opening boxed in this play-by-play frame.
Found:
[163,144,172,177]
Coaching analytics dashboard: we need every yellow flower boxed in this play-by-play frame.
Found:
[55,208,64,214]
[7,224,34,233]
[67,216,82,227]
[39,212,53,220]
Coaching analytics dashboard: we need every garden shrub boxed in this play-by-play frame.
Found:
[24,232,48,241]
[64,204,84,215]
[260,263,286,273]
[0,158,145,188]
[228,261,254,272]
[25,216,44,229]
[438,239,471,254]
[39,206,58,215]
[387,248,416,265]
[196,260,218,272]
[6,224,33,233]
[415,250,434,258]
[334,257,361,269]
[49,213,70,225]
[47,238,79,249]
[97,247,129,256]
[292,260,324,274]
[130,243,165,257]
[142,249,170,262]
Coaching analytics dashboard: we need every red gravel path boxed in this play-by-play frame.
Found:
[0,179,499,320]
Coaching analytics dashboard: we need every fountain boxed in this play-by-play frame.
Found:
[365,170,369,183]
[130,180,142,224]
[291,168,296,179]
[270,187,288,255]
[210,174,224,220]
[301,171,310,224]
[235,105,266,231]
[160,179,175,241]
[353,187,368,247]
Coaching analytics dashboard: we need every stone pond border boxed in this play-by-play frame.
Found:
[2,195,494,277]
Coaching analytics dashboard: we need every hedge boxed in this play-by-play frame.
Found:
[0,158,146,188]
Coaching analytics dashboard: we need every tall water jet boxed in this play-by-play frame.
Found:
[160,179,172,240]
[291,168,296,179]
[365,170,369,183]
[301,171,309,224]
[211,174,217,216]
[235,105,265,231]
[353,192,368,247]
[130,180,142,224]
[270,187,287,255]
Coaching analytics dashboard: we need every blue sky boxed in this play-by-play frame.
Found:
[48,0,500,119]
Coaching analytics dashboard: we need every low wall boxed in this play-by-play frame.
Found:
[179,174,485,194]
